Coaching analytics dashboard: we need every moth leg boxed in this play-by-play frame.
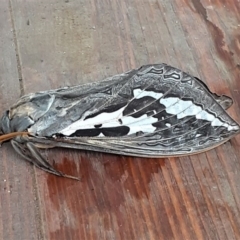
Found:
[33,143,56,149]
[11,139,79,180]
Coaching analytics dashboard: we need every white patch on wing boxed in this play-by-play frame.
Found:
[60,107,125,135]
[103,115,157,135]
[102,114,156,134]
[227,125,239,131]
[196,110,215,121]
[102,114,156,127]
[60,106,157,136]
[160,97,180,108]
[211,118,224,127]
[169,73,181,79]
[159,96,233,130]
[179,104,203,119]
[136,90,238,131]
[60,89,239,136]
[133,89,163,100]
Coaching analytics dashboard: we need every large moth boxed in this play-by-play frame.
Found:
[0,64,239,179]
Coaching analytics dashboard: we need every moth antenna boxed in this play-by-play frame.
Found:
[0,132,29,143]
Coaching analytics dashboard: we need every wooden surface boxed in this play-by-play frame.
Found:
[0,0,240,239]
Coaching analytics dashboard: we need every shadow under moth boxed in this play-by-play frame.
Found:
[0,64,239,179]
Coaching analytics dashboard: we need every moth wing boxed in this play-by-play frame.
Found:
[34,64,239,156]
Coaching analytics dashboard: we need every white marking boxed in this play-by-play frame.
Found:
[196,134,202,137]
[185,80,192,85]
[211,118,224,127]
[137,89,240,132]
[60,106,157,136]
[123,115,156,126]
[60,89,239,136]
[102,114,156,134]
[227,125,239,131]
[169,73,180,79]
[196,110,215,121]
[133,89,163,100]
[159,96,232,130]
[160,97,180,108]
[60,107,125,135]
[161,97,199,119]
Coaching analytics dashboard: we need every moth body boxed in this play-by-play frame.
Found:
[0,64,239,179]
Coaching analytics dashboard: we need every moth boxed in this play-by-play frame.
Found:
[0,64,239,179]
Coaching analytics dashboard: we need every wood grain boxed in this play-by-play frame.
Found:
[0,1,41,240]
[1,0,240,239]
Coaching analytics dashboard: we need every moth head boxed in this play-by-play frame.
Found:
[0,93,55,134]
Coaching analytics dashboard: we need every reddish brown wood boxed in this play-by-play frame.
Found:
[1,0,240,239]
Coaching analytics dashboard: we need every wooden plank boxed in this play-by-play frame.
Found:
[0,1,41,240]
[9,0,240,239]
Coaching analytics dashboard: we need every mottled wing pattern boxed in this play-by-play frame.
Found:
[26,64,240,156]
